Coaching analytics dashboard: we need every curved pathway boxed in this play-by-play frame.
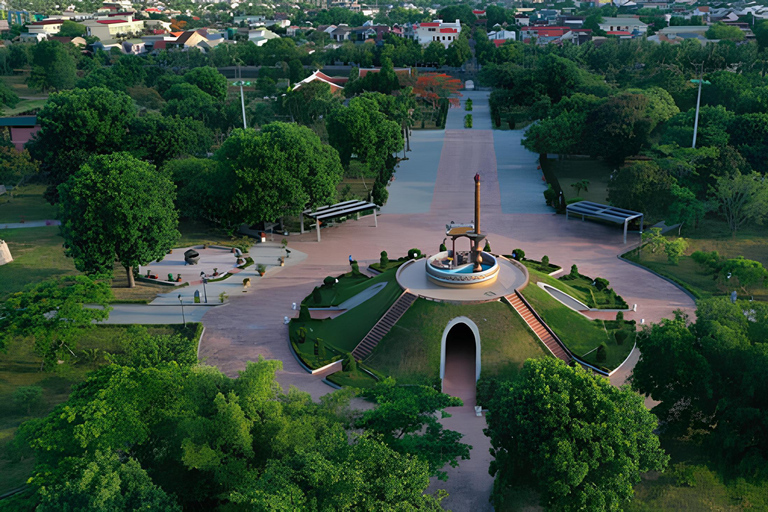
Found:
[197,92,695,510]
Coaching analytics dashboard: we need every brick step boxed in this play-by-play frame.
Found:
[506,292,571,365]
[353,292,418,360]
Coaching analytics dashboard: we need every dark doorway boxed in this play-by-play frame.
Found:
[442,323,477,406]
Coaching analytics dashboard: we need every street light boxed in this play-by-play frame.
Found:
[231,79,252,130]
[200,272,208,303]
[690,76,711,149]
[178,294,186,326]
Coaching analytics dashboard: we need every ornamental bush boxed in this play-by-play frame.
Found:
[408,248,422,259]
[512,249,525,261]
[594,277,610,291]
[541,255,550,266]
[323,276,336,287]
[596,343,607,362]
[380,251,389,267]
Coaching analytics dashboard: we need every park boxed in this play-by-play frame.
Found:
[1,55,768,509]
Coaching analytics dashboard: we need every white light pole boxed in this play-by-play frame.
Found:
[691,68,711,149]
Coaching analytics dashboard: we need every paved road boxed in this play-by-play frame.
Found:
[0,220,60,229]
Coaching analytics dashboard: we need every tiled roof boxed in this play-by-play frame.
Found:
[440,28,458,33]
[97,19,129,24]
[30,19,64,25]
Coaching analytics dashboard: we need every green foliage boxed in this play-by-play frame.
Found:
[541,255,550,266]
[709,171,768,234]
[12,385,43,414]
[439,243,447,252]
[464,113,473,128]
[109,325,198,369]
[484,241,492,252]
[0,147,38,187]
[58,152,180,287]
[214,124,343,227]
[380,250,389,267]
[487,359,668,511]
[594,277,610,291]
[632,302,768,472]
[0,275,112,365]
[706,22,745,41]
[608,161,674,218]
[323,276,336,287]
[282,80,342,126]
[616,311,624,322]
[465,98,473,111]
[183,66,227,100]
[14,360,450,509]
[512,249,525,261]
[665,237,688,265]
[614,329,629,346]
[312,287,322,303]
[357,378,469,480]
[27,87,137,200]
[128,112,213,167]
[27,40,76,92]
[407,248,422,259]
[570,264,579,278]
[596,343,607,362]
[299,304,311,322]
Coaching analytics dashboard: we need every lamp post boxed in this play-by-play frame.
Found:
[178,294,186,326]
[200,272,208,304]
[231,77,251,130]
[690,73,711,149]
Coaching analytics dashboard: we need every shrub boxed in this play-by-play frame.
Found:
[666,238,689,265]
[194,294,201,304]
[219,292,228,303]
[351,261,360,275]
[483,241,492,252]
[464,114,473,128]
[312,287,322,303]
[614,330,628,346]
[408,248,422,259]
[596,344,607,362]
[541,255,549,266]
[323,276,336,287]
[297,327,307,344]
[570,264,579,278]
[380,251,389,267]
[317,338,326,360]
[594,277,610,291]
[439,243,447,252]
[465,98,473,111]
[616,311,624,322]
[299,304,311,322]
[544,184,558,208]
[512,249,525,261]
[691,250,721,270]
[13,386,43,414]
[257,263,266,274]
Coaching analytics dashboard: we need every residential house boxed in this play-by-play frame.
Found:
[83,15,144,42]
[166,29,225,51]
[292,70,348,94]
[26,19,65,35]
[0,116,39,151]
[487,29,517,42]
[330,25,352,42]
[403,19,461,48]
[597,17,648,34]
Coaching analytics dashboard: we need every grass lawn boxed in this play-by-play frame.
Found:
[624,219,768,302]
[1,73,45,99]
[0,324,200,495]
[520,258,562,275]
[337,177,371,201]
[4,98,47,116]
[521,274,634,371]
[365,299,549,385]
[291,269,403,362]
[527,267,627,310]
[326,368,379,389]
[541,157,615,203]
[0,226,77,301]
[0,184,58,224]
[302,271,379,307]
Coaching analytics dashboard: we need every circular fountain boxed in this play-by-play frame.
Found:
[426,250,500,288]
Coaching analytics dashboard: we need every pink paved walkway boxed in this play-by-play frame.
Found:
[198,122,695,510]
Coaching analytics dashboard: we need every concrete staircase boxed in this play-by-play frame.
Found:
[352,291,418,360]
[505,291,572,364]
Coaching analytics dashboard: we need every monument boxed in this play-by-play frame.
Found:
[425,174,501,288]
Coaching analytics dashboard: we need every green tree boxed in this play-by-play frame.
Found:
[183,66,228,100]
[27,40,76,92]
[58,152,180,288]
[128,112,213,166]
[0,147,38,187]
[632,303,768,471]
[282,80,342,125]
[0,276,112,366]
[356,378,470,480]
[720,257,768,295]
[28,87,137,202]
[423,41,446,67]
[214,124,343,227]
[162,83,223,129]
[607,161,675,217]
[446,35,471,67]
[706,22,745,41]
[709,171,768,234]
[665,237,688,265]
[587,93,652,163]
[12,386,43,414]
[487,358,668,511]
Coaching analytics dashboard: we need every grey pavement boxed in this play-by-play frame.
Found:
[1,219,60,229]
[381,129,444,215]
[494,127,553,214]
[98,304,211,324]
[445,90,492,130]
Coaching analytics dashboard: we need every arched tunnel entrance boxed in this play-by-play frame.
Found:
[440,318,481,407]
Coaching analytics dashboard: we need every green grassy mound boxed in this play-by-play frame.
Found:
[365,299,549,385]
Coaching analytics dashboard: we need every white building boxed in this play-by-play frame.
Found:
[597,17,648,34]
[404,19,461,48]
[26,19,65,35]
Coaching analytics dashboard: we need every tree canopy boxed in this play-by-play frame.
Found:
[58,152,180,288]
[486,358,668,511]
[214,123,344,226]
[12,359,456,510]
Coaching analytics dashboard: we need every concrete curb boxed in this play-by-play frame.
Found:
[608,342,637,377]
[617,255,699,303]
